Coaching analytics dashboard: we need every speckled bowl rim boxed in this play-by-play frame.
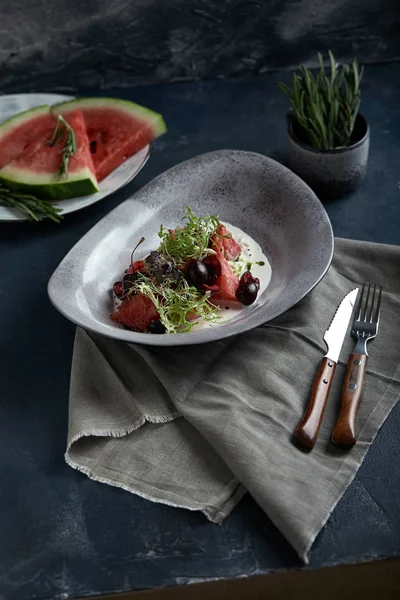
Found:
[48,149,334,347]
[287,111,369,155]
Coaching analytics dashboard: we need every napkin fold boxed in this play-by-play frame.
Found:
[67,238,400,562]
[68,330,245,522]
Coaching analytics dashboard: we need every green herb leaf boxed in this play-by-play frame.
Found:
[158,205,221,261]
[279,51,363,150]
[136,277,220,334]
[0,185,63,222]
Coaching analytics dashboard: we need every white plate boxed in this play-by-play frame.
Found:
[0,93,150,222]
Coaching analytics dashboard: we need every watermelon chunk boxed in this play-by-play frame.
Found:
[0,109,98,200]
[111,293,159,331]
[214,224,242,261]
[212,235,240,302]
[53,97,167,181]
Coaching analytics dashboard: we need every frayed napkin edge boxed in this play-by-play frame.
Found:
[66,410,181,448]
[65,411,246,524]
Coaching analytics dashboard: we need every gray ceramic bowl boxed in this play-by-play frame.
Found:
[48,150,334,346]
[287,113,370,198]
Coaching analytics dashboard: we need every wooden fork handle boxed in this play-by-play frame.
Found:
[331,353,368,447]
[294,357,336,449]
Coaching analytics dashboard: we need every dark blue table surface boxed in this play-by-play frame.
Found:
[0,63,399,600]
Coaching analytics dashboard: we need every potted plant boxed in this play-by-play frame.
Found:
[279,51,369,198]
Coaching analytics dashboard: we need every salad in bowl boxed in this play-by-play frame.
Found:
[110,207,270,334]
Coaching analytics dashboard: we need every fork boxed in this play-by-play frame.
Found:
[331,282,383,447]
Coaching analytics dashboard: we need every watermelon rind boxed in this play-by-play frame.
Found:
[52,97,167,138]
[0,104,50,141]
[0,165,98,200]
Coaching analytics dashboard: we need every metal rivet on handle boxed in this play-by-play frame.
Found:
[349,383,357,390]
[323,379,328,384]
[328,362,333,367]
[354,359,361,365]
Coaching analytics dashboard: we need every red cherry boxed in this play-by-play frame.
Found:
[236,282,258,305]
[240,272,253,285]
[240,271,260,290]
[203,255,222,283]
[186,259,209,286]
[113,281,124,298]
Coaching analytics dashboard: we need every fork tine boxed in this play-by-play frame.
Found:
[372,284,383,325]
[368,284,377,322]
[362,282,371,321]
[356,283,366,320]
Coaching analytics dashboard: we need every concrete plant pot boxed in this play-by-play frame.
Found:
[287,112,370,198]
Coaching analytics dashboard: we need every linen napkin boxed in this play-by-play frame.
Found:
[67,238,400,562]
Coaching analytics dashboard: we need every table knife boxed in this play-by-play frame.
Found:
[294,287,359,450]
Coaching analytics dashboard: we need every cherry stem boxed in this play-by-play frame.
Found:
[130,236,145,265]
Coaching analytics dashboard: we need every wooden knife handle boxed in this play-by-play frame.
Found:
[331,353,368,447]
[294,357,336,449]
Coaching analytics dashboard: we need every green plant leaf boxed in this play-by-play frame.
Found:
[278,50,363,150]
[278,82,291,96]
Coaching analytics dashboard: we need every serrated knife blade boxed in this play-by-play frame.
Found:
[294,287,359,450]
[324,288,359,363]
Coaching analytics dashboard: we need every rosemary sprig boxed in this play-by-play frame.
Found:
[279,50,364,150]
[0,184,63,222]
[47,115,77,179]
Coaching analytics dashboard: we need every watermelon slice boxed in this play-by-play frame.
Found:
[212,233,240,302]
[215,224,241,261]
[214,252,240,301]
[53,97,167,181]
[0,108,98,200]
[126,260,146,274]
[111,293,159,331]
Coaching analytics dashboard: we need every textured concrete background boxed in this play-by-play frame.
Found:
[1,0,400,93]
